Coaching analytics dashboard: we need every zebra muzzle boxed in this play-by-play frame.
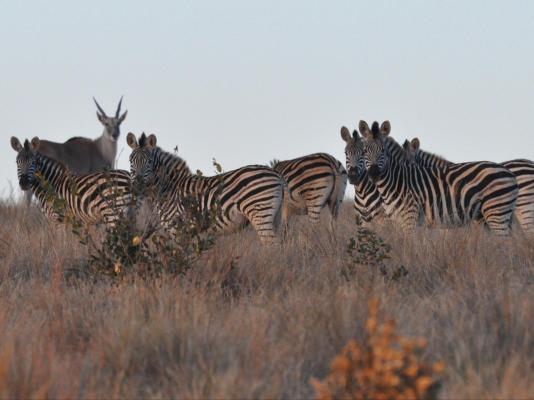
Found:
[347,168,359,184]
[368,165,381,180]
[19,176,32,190]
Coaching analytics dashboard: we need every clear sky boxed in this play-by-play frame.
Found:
[1,0,533,198]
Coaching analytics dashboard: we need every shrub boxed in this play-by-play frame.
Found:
[43,172,218,280]
[310,299,444,400]
[345,222,408,282]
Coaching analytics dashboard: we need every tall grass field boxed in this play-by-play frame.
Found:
[0,198,532,399]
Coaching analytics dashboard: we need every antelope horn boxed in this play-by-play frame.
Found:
[115,96,123,118]
[93,97,107,117]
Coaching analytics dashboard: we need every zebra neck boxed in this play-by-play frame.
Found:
[30,155,69,211]
[385,137,408,164]
[353,177,377,197]
[153,148,193,193]
[372,163,412,202]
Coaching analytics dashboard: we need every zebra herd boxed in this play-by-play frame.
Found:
[343,120,534,235]
[9,98,534,244]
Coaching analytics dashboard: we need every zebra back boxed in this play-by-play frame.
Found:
[405,138,534,232]
[271,153,347,220]
[33,153,131,226]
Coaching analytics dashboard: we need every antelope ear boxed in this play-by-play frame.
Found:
[359,120,372,139]
[97,112,106,124]
[30,137,40,151]
[340,126,352,143]
[10,136,23,152]
[126,132,138,149]
[147,134,157,147]
[119,110,128,124]
[411,137,420,150]
[380,120,391,136]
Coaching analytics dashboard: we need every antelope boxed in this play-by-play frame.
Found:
[22,97,128,205]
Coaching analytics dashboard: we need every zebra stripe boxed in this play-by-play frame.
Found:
[501,159,534,232]
[127,133,284,245]
[341,124,408,224]
[405,138,534,233]
[12,137,131,226]
[271,153,347,224]
[360,121,518,234]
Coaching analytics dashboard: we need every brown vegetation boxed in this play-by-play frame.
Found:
[0,198,533,399]
[310,299,443,399]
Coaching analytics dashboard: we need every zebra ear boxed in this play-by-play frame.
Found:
[359,120,372,139]
[147,134,157,147]
[126,132,138,149]
[30,137,40,151]
[380,120,391,136]
[10,136,23,152]
[411,138,420,150]
[340,126,352,143]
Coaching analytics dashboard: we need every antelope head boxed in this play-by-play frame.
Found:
[94,96,128,141]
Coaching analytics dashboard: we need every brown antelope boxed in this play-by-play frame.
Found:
[22,97,127,205]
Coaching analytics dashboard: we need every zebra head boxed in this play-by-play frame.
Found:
[360,120,391,180]
[402,138,420,164]
[11,136,40,190]
[340,126,365,184]
[94,97,128,141]
[127,132,158,185]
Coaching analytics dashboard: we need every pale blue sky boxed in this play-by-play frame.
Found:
[1,0,533,198]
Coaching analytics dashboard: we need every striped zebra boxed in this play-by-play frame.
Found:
[404,137,534,233]
[11,136,131,227]
[360,121,518,234]
[270,153,347,225]
[340,123,408,224]
[126,132,285,245]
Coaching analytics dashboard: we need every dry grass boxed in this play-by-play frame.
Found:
[0,198,533,399]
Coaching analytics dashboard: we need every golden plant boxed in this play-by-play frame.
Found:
[311,299,444,400]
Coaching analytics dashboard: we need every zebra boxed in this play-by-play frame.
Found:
[404,137,534,233]
[360,121,518,234]
[270,153,347,226]
[126,132,285,245]
[11,136,131,227]
[22,97,128,206]
[340,122,409,224]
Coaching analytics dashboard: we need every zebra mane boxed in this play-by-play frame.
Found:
[385,136,408,163]
[371,121,380,137]
[23,139,31,151]
[138,133,148,147]
[154,145,192,176]
[417,147,452,169]
[35,151,68,171]
[269,159,280,168]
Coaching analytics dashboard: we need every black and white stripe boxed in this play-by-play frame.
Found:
[127,133,285,244]
[360,121,518,234]
[271,153,347,224]
[11,136,131,226]
[404,138,534,233]
[341,124,408,224]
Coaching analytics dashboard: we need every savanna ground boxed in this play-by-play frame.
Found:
[0,197,533,399]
